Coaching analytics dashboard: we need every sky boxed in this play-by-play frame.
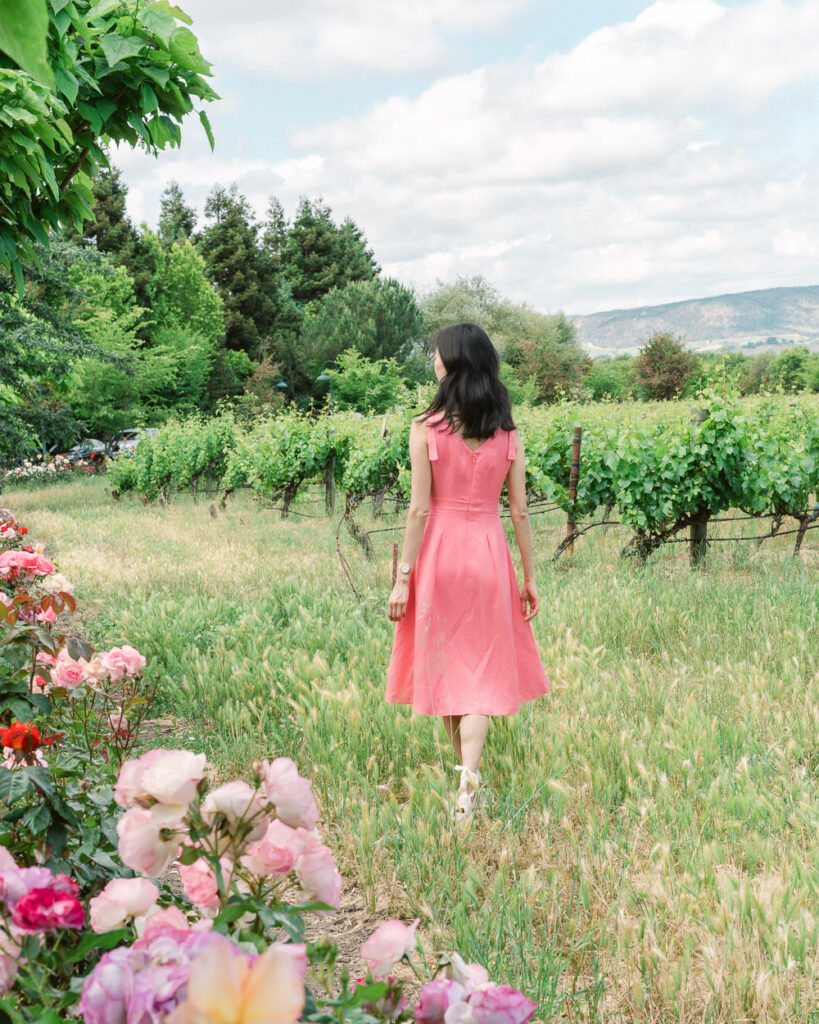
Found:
[115,0,819,315]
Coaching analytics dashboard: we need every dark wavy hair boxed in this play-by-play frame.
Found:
[421,322,515,439]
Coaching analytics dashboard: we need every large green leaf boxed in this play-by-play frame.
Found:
[99,32,144,67]
[0,0,55,89]
[0,767,31,803]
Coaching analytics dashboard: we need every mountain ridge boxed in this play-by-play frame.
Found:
[570,284,819,357]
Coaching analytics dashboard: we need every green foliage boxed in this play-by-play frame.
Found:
[584,355,637,402]
[283,197,378,305]
[153,239,224,344]
[0,0,217,281]
[633,331,700,400]
[503,311,590,403]
[300,277,422,371]
[158,179,196,248]
[329,350,411,414]
[419,275,523,353]
[200,185,276,360]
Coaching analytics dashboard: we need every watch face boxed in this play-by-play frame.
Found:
[400,564,410,574]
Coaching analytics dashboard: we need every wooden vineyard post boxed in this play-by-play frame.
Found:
[689,408,710,568]
[325,452,336,516]
[392,542,399,586]
[565,427,583,559]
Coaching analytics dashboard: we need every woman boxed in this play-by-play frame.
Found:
[386,322,550,823]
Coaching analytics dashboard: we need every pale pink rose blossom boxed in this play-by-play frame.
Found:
[50,651,86,689]
[261,757,318,830]
[240,819,305,878]
[201,781,266,842]
[444,1003,478,1024]
[0,848,16,871]
[178,857,232,916]
[100,645,146,681]
[90,878,160,933]
[115,749,206,811]
[415,978,466,1024]
[116,806,183,877]
[36,606,57,623]
[139,905,214,936]
[360,918,419,978]
[0,593,11,608]
[3,746,47,770]
[42,572,74,596]
[273,941,307,979]
[79,655,109,682]
[467,986,538,1024]
[295,837,342,912]
[36,652,56,666]
[0,951,16,996]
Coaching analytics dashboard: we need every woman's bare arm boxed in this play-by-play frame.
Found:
[388,418,432,621]
[505,429,539,620]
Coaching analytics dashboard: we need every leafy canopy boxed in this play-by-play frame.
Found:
[0,0,217,286]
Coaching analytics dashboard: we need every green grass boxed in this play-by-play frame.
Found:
[9,477,819,1023]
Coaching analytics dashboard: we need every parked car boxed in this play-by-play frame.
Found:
[65,439,107,463]
[112,428,159,455]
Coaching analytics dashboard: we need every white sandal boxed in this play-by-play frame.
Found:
[454,765,482,824]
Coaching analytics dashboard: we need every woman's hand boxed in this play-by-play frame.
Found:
[520,579,539,621]
[388,578,410,621]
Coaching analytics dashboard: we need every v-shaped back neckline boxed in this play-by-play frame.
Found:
[453,429,495,455]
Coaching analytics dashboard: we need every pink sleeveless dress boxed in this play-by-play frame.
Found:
[386,417,550,716]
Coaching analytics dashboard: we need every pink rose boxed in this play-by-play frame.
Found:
[43,572,74,596]
[141,906,212,936]
[178,857,232,915]
[0,551,54,578]
[12,887,84,931]
[415,979,466,1024]
[115,749,206,810]
[0,866,53,908]
[36,652,56,666]
[467,986,538,1024]
[0,950,17,996]
[51,651,86,689]
[36,605,58,623]
[100,645,146,681]
[262,757,319,830]
[201,781,266,842]
[0,593,11,608]
[117,806,182,877]
[294,837,342,912]
[0,848,16,871]
[240,819,305,877]
[90,877,159,933]
[79,655,109,682]
[273,941,308,979]
[360,918,419,978]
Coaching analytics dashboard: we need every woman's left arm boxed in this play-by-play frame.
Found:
[388,419,431,622]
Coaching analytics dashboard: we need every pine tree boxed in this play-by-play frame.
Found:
[158,181,197,249]
[199,185,276,360]
[283,198,378,305]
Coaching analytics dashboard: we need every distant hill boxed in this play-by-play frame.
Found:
[571,285,819,357]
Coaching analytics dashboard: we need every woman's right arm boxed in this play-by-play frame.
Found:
[506,429,539,621]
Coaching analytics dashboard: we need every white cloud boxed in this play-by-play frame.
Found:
[184,0,532,78]
[119,0,819,313]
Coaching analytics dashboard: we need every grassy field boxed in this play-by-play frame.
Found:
[7,477,819,1023]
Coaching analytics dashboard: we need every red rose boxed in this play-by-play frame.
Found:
[18,527,28,535]
[11,887,85,931]
[0,721,42,753]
